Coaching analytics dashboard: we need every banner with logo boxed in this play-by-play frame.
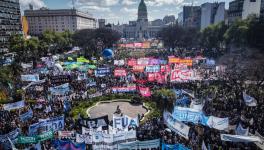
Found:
[112,85,137,93]
[114,60,125,66]
[132,65,145,72]
[206,116,229,130]
[168,58,193,66]
[58,131,75,140]
[95,67,110,77]
[243,92,257,107]
[79,115,109,130]
[21,74,39,82]
[18,131,54,144]
[113,115,138,130]
[220,134,262,143]
[20,109,33,122]
[29,116,64,135]
[118,139,160,150]
[92,130,136,150]
[3,100,25,111]
[139,87,151,97]
[49,83,70,95]
[170,70,194,82]
[0,128,20,143]
[172,107,208,125]
[145,65,160,73]
[163,111,190,139]
[114,69,127,77]
[127,59,137,66]
[53,140,85,150]
[161,143,190,150]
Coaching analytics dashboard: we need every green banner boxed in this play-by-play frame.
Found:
[77,57,89,63]
[17,131,54,144]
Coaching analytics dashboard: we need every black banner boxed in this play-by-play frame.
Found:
[79,115,109,130]
[50,75,71,84]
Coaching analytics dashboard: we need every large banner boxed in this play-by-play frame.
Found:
[172,107,208,125]
[53,140,86,150]
[18,131,54,144]
[0,128,20,143]
[88,92,103,99]
[163,111,190,140]
[220,134,262,143]
[112,85,137,93]
[95,67,110,77]
[113,115,138,130]
[132,65,145,72]
[78,115,109,130]
[148,72,166,83]
[49,83,70,95]
[168,57,193,66]
[3,100,25,111]
[170,70,194,82]
[114,69,127,77]
[29,116,64,135]
[92,130,136,150]
[206,116,229,130]
[20,109,33,122]
[21,74,39,82]
[114,60,125,66]
[139,87,151,97]
[118,139,160,150]
[145,65,160,73]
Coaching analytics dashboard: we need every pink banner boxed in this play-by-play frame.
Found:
[160,65,170,72]
[134,43,143,48]
[139,87,151,97]
[114,69,127,77]
[170,70,193,82]
[127,59,137,66]
[147,73,156,82]
[147,73,166,83]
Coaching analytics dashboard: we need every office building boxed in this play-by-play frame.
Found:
[183,6,201,29]
[0,0,22,53]
[24,8,96,35]
[242,0,261,19]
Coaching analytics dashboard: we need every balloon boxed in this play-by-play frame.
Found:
[102,49,114,59]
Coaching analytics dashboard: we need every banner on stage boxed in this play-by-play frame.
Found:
[114,69,127,77]
[114,60,125,66]
[139,87,151,97]
[3,100,25,111]
[113,115,139,130]
[163,111,190,139]
[79,115,109,130]
[112,85,137,93]
[29,116,64,135]
[21,74,39,82]
[118,139,160,150]
[145,65,160,73]
[20,109,33,122]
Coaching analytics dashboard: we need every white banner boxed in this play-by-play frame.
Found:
[114,60,125,66]
[118,139,160,150]
[21,74,39,82]
[76,133,92,144]
[88,92,103,99]
[58,131,75,139]
[163,111,190,139]
[206,116,229,130]
[113,115,138,130]
[249,131,264,150]
[221,134,262,143]
[3,100,25,111]
[235,124,249,136]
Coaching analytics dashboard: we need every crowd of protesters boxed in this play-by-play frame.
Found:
[0,48,263,150]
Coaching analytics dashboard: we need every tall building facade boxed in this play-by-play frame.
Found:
[201,2,225,29]
[24,8,96,35]
[0,0,22,53]
[242,0,261,19]
[228,0,244,24]
[183,6,201,29]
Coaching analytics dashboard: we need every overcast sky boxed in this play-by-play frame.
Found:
[19,0,232,24]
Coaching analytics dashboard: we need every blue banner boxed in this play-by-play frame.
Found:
[162,143,190,150]
[53,139,85,150]
[172,107,208,125]
[95,67,110,77]
[21,74,39,82]
[29,116,64,135]
[63,100,71,113]
[49,83,70,95]
[175,96,190,106]
[20,109,33,122]
[145,65,160,72]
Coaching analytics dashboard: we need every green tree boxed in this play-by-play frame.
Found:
[153,89,175,112]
